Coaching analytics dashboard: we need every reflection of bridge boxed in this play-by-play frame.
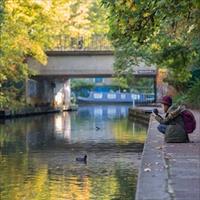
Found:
[26,50,157,108]
[77,105,128,120]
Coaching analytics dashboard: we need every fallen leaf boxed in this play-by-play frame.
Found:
[156,146,163,150]
[144,168,151,172]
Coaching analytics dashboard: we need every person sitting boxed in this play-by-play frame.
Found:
[153,96,189,143]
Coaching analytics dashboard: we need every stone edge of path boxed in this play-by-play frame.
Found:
[135,115,172,200]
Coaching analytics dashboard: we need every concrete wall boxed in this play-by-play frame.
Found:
[26,78,71,109]
[26,79,54,106]
[27,52,114,77]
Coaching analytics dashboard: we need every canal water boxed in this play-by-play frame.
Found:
[0,104,147,200]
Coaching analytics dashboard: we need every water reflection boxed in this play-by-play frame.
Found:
[0,105,147,200]
[54,112,71,142]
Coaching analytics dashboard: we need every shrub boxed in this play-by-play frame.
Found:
[186,79,200,108]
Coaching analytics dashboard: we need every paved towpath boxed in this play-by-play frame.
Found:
[163,111,200,200]
[135,108,200,200]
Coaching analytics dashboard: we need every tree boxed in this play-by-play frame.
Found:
[0,0,109,108]
[50,0,110,50]
[0,0,64,107]
[102,0,200,92]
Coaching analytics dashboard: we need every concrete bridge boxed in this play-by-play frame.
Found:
[28,50,114,78]
[26,50,157,109]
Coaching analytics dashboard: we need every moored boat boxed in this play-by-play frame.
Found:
[77,92,154,104]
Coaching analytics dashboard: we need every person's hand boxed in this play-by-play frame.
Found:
[151,112,157,118]
[152,108,159,115]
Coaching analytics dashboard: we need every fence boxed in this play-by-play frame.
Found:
[49,35,113,51]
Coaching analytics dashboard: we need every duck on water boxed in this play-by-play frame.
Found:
[76,155,87,163]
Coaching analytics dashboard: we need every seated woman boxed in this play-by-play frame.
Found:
[153,96,189,143]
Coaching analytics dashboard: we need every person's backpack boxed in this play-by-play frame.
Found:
[180,110,196,134]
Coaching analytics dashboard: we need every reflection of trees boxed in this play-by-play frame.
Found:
[113,168,137,200]
[89,175,118,200]
[111,118,147,143]
[0,122,27,154]
[27,116,55,150]
[0,157,53,200]
[48,174,90,200]
[0,157,91,200]
[0,154,138,200]
[0,115,56,154]
[0,154,30,199]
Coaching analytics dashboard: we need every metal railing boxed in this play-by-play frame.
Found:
[48,35,113,51]
[133,93,156,105]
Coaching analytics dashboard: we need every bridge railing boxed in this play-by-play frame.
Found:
[48,35,113,51]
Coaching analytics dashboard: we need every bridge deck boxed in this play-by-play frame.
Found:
[28,50,156,78]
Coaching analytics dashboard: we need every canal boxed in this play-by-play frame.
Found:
[0,104,148,200]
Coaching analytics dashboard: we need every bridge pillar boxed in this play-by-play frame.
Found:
[25,78,71,109]
[53,79,71,109]
[25,78,54,107]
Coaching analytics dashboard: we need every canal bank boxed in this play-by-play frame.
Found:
[0,104,78,119]
[0,107,61,118]
[131,107,200,200]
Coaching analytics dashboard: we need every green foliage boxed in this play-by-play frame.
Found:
[0,93,8,109]
[173,92,189,106]
[112,77,129,90]
[71,79,95,94]
[102,0,200,105]
[174,78,200,108]
[186,79,200,108]
[0,0,61,108]
[102,0,200,79]
[0,0,4,26]
[88,0,109,36]
[113,76,154,93]
[50,0,109,40]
